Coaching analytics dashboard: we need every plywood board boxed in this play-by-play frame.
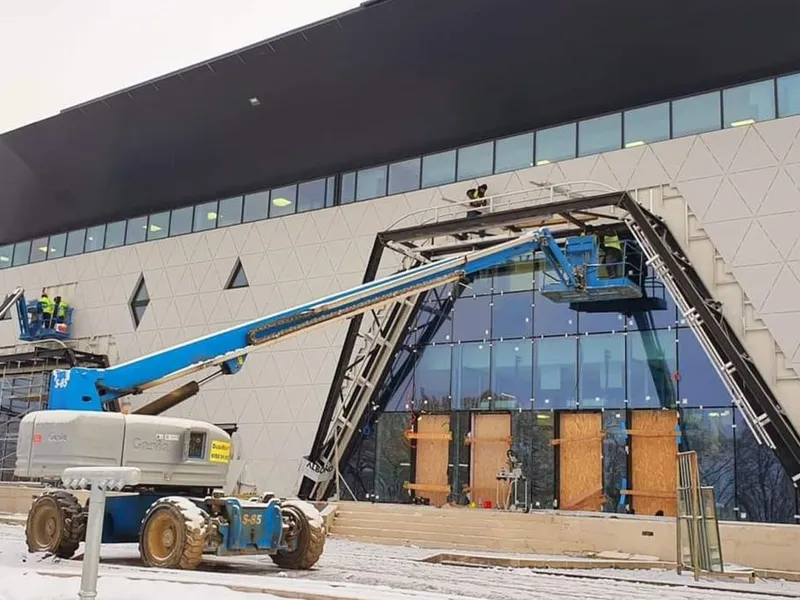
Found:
[631,410,678,517]
[414,414,451,506]
[559,412,603,512]
[470,413,511,507]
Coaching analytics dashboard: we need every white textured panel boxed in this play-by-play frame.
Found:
[702,126,746,172]
[732,264,782,311]
[729,128,779,173]
[588,154,621,190]
[758,213,800,259]
[762,266,800,314]
[703,220,752,263]
[785,130,800,165]
[759,168,800,215]
[604,146,644,189]
[677,138,722,181]
[705,177,751,222]
[732,221,782,267]
[729,167,778,213]
[762,313,800,364]
[651,136,694,180]
[756,118,800,162]
[675,176,721,218]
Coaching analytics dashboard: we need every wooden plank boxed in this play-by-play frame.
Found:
[470,413,512,507]
[413,414,451,506]
[403,482,451,493]
[465,436,512,444]
[551,434,605,446]
[621,489,676,500]
[405,431,453,441]
[624,429,680,438]
[631,410,678,516]
[559,412,603,512]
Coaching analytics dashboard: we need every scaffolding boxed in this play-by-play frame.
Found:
[0,345,108,482]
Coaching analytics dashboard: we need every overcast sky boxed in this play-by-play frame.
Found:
[0,1,360,134]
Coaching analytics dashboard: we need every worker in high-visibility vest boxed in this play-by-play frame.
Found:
[602,234,622,278]
[54,296,69,323]
[39,291,54,329]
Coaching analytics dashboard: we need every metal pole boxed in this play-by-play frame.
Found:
[78,484,106,600]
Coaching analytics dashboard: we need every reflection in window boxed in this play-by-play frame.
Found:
[603,411,628,512]
[356,166,387,201]
[452,342,490,410]
[415,289,454,344]
[105,221,126,248]
[494,255,534,293]
[84,225,105,253]
[194,201,218,231]
[452,295,491,342]
[342,424,376,500]
[449,413,471,503]
[491,341,532,410]
[422,150,456,187]
[30,237,48,263]
[243,191,269,223]
[723,80,776,127]
[495,133,533,173]
[579,334,625,409]
[491,292,532,339]
[533,337,577,409]
[512,411,555,509]
[535,123,576,164]
[624,103,670,147]
[0,244,12,268]
[130,275,150,328]
[778,73,800,118]
[47,233,66,259]
[169,206,194,236]
[341,172,356,204]
[297,179,326,213]
[678,328,730,407]
[579,309,625,334]
[457,141,494,181]
[218,196,243,227]
[383,368,413,412]
[126,216,147,244]
[12,241,30,267]
[147,212,169,241]
[388,159,421,195]
[374,413,412,503]
[326,176,336,207]
[627,328,677,409]
[735,413,796,523]
[415,345,452,411]
[578,113,622,156]
[681,408,735,521]
[672,92,721,137]
[270,186,296,218]
[65,229,86,256]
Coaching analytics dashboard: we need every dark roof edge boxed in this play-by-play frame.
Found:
[60,1,373,114]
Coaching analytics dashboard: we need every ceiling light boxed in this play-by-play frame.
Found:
[625,140,645,148]
[149,224,162,232]
[0,256,8,262]
[730,118,755,127]
[249,97,260,107]
[207,211,217,220]
[536,159,551,166]
[38,246,48,253]
[272,197,292,207]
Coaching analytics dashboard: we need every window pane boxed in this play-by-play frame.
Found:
[672,92,721,137]
[414,289,453,344]
[491,340,532,410]
[578,308,626,334]
[170,206,194,236]
[681,408,735,521]
[421,150,456,187]
[297,179,326,213]
[534,336,577,409]
[105,221,126,248]
[495,133,533,173]
[270,186,296,217]
[519,411,555,509]
[194,201,218,231]
[678,328,729,407]
[452,295,491,342]
[627,329,678,409]
[388,159,421,195]
[723,80,776,128]
[243,191,269,223]
[578,334,625,409]
[12,241,31,266]
[0,244,12,268]
[457,141,493,181]
[341,172,356,204]
[325,176,336,207]
[452,342,491,410]
[579,112,622,156]
[218,196,243,227]
[778,73,800,118]
[414,345,451,411]
[84,225,105,253]
[494,254,534,293]
[147,212,169,241]
[374,413,412,503]
[624,103,670,147]
[491,292,532,339]
[626,269,678,330]
[65,229,86,256]
[356,166,387,201]
[47,233,66,259]
[603,411,628,512]
[126,216,147,244]
[534,255,578,336]
[30,237,48,263]
[535,123,576,164]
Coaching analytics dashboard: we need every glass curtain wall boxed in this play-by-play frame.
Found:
[347,253,798,524]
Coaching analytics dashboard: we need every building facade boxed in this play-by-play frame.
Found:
[3,27,800,522]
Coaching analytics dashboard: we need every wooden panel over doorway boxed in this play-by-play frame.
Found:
[558,412,604,511]
[630,410,679,517]
[469,413,512,506]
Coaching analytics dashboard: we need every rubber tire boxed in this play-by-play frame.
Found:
[25,490,86,559]
[138,498,208,570]
[270,503,326,570]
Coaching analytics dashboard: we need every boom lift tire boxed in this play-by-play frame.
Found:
[270,501,326,570]
[138,497,209,570]
[25,490,86,558]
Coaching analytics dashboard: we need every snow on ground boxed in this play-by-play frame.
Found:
[1,523,800,599]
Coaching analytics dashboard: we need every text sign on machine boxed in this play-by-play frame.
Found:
[210,440,231,464]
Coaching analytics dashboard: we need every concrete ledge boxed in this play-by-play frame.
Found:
[422,552,674,571]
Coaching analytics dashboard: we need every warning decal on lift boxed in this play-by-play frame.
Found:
[210,440,231,464]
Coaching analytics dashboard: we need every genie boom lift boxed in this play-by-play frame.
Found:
[14,228,639,570]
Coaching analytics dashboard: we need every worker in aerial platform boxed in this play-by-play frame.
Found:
[601,233,623,278]
[54,295,69,324]
[39,290,54,329]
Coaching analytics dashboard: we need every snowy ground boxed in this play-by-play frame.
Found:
[1,523,800,599]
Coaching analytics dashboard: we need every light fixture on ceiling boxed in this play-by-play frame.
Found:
[731,118,755,127]
[249,97,261,107]
[536,159,551,166]
[149,224,162,233]
[0,256,8,262]
[625,140,645,148]
[207,211,217,220]
[38,246,48,253]
[272,197,292,207]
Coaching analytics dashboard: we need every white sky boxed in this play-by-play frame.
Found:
[0,1,361,134]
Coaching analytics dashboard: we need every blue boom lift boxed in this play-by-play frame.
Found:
[14,228,640,571]
[0,287,74,342]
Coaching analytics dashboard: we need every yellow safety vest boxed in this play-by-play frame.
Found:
[604,234,622,252]
[40,296,54,314]
[57,302,68,318]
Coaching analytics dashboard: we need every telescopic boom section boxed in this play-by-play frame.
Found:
[48,228,569,413]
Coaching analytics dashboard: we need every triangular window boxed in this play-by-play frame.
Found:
[129,274,150,328]
[225,259,249,289]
